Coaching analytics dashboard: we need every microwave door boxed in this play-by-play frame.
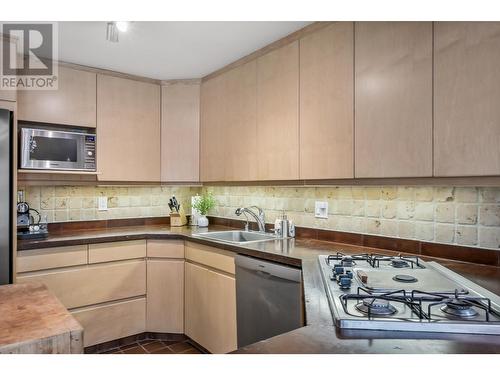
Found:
[21,128,87,171]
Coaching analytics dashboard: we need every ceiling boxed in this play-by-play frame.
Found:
[54,21,311,80]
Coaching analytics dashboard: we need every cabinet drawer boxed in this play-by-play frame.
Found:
[17,245,88,273]
[147,240,184,258]
[185,242,235,274]
[17,260,146,309]
[72,297,146,347]
[88,240,146,263]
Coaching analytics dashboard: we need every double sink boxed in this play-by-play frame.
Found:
[193,230,279,245]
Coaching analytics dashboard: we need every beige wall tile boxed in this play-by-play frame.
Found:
[414,202,434,221]
[415,222,434,241]
[398,221,415,239]
[480,188,500,203]
[455,187,478,203]
[365,201,380,218]
[434,187,455,202]
[415,187,433,202]
[435,224,455,244]
[456,204,478,225]
[435,203,455,223]
[397,201,415,220]
[479,205,500,226]
[381,202,397,219]
[456,225,478,246]
[479,227,500,249]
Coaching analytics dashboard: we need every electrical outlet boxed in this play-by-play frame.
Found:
[98,196,108,211]
[315,201,328,219]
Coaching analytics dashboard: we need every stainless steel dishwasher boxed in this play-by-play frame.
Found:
[235,254,303,348]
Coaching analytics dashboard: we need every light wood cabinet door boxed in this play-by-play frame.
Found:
[146,259,184,333]
[97,74,160,181]
[200,74,226,182]
[354,22,433,178]
[185,262,237,353]
[88,240,146,264]
[256,41,299,180]
[72,297,146,347]
[225,61,258,181]
[299,22,354,179]
[434,22,500,176]
[161,83,200,182]
[17,245,88,273]
[18,66,96,127]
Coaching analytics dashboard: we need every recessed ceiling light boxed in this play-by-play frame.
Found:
[115,21,129,33]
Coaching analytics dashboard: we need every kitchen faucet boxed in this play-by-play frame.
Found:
[235,206,266,233]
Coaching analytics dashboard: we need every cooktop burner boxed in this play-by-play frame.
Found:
[355,298,398,316]
[318,252,500,335]
[441,300,479,319]
[391,259,410,268]
[392,274,418,283]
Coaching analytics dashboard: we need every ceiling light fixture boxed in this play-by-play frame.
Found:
[106,21,129,43]
[106,22,119,42]
[115,21,129,33]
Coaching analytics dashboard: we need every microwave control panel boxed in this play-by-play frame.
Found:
[84,135,96,170]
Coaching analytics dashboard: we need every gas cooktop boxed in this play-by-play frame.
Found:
[318,253,500,335]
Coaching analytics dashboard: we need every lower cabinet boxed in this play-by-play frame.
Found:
[146,259,184,333]
[17,260,146,309]
[185,261,237,354]
[72,298,146,347]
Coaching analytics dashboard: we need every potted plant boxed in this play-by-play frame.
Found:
[192,192,216,227]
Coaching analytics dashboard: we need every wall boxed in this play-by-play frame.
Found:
[20,185,200,223]
[205,185,500,250]
[18,184,500,251]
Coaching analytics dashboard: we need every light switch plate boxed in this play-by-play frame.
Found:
[315,201,328,219]
[98,196,108,211]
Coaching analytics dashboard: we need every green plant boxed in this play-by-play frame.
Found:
[192,192,216,216]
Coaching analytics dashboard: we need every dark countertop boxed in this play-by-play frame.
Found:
[18,224,500,354]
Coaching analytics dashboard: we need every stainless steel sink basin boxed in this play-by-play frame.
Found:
[192,230,278,244]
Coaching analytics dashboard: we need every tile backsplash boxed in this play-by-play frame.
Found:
[20,185,200,223]
[19,184,500,250]
[205,186,500,250]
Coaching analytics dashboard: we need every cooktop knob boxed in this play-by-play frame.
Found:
[338,275,352,289]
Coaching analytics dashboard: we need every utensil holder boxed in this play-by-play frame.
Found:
[170,208,187,227]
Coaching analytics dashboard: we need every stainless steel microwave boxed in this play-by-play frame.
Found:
[20,128,96,171]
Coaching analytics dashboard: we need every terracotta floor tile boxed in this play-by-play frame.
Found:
[183,348,202,354]
[122,346,147,354]
[168,341,194,353]
[120,342,140,350]
[150,347,175,354]
[141,341,166,353]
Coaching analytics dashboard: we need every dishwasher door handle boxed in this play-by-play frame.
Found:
[235,255,302,283]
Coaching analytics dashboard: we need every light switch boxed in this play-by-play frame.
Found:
[98,196,108,211]
[315,201,328,219]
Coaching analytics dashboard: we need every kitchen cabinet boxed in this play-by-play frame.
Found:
[161,82,200,182]
[17,260,146,309]
[18,66,97,127]
[184,242,237,353]
[88,240,146,264]
[354,22,433,178]
[97,74,161,181]
[146,240,184,333]
[200,73,227,182]
[147,259,184,333]
[256,41,299,180]
[434,22,500,176]
[72,297,146,347]
[185,262,237,353]
[225,61,258,181]
[16,245,88,273]
[299,22,354,179]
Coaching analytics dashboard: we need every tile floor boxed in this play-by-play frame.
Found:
[98,338,204,354]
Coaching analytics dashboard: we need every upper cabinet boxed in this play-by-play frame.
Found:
[161,83,200,182]
[200,74,227,182]
[18,66,97,127]
[256,41,300,180]
[225,61,258,181]
[97,74,160,182]
[354,22,433,178]
[299,22,354,180]
[434,22,500,177]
